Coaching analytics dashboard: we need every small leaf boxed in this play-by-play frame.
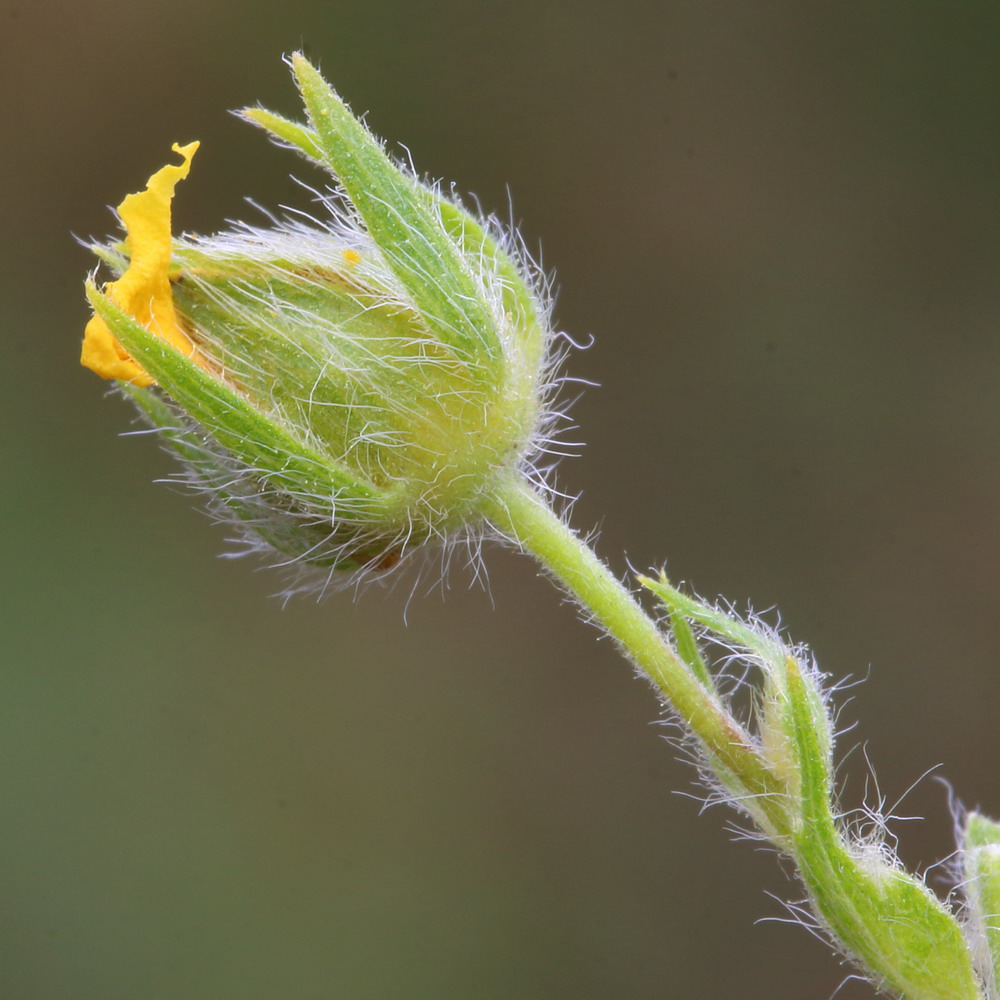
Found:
[783,657,982,1000]
[665,606,714,691]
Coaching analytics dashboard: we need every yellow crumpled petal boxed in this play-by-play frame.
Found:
[81,141,203,386]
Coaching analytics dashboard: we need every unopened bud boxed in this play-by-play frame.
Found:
[82,55,556,587]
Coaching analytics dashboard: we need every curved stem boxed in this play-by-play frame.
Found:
[483,474,787,835]
[485,475,988,1000]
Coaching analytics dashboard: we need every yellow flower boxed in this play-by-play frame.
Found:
[81,141,205,386]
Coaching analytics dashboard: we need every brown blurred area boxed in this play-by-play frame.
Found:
[3,2,1000,997]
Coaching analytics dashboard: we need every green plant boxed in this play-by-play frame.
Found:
[80,55,1000,999]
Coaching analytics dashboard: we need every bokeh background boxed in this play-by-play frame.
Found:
[4,2,1000,997]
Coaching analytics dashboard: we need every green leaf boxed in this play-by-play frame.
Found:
[783,657,982,1000]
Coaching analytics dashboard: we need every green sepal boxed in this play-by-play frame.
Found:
[241,97,547,372]
[782,657,982,1000]
[86,282,385,509]
[289,54,502,367]
[962,812,1000,991]
[90,242,129,276]
[166,253,458,481]
[122,384,366,568]
[433,195,546,374]
[239,106,325,162]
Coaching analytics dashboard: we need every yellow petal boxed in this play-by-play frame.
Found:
[81,141,205,384]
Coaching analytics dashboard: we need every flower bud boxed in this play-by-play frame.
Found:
[82,55,556,588]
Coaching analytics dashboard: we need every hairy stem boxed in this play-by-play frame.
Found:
[484,473,788,837]
[485,473,985,1000]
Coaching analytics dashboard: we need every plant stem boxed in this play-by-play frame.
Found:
[484,474,787,835]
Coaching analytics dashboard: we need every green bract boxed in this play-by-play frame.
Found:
[86,54,554,588]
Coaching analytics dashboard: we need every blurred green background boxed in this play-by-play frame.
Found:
[4,2,1000,997]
